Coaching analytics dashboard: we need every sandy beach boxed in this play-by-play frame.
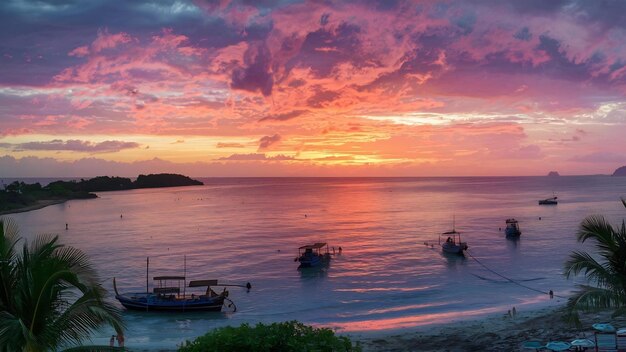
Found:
[356,306,626,351]
[0,199,66,216]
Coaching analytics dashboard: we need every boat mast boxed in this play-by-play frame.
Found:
[183,255,186,299]
[146,257,149,293]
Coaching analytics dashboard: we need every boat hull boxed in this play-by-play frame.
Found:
[505,229,521,237]
[441,243,467,255]
[298,254,330,268]
[116,294,225,312]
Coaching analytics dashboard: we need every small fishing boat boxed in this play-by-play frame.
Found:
[113,257,250,312]
[440,230,468,255]
[296,242,331,268]
[505,218,521,237]
[538,196,558,205]
[113,276,229,312]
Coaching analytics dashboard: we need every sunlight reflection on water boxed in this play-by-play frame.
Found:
[7,176,626,348]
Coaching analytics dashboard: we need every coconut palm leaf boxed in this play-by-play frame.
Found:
[564,199,626,326]
[0,218,124,352]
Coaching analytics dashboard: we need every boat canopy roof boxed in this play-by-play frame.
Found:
[299,242,327,250]
[506,218,518,223]
[153,276,185,281]
[441,231,460,235]
[188,279,218,287]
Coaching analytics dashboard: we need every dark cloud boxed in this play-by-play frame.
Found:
[217,153,293,160]
[231,42,274,96]
[287,22,366,78]
[306,89,340,108]
[257,134,281,151]
[259,110,307,122]
[0,139,140,153]
[514,27,532,41]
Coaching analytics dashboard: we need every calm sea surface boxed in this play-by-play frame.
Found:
[6,176,626,349]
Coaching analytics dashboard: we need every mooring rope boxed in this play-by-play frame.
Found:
[465,249,566,299]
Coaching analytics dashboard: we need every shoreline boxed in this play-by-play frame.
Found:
[0,199,68,216]
[353,305,626,351]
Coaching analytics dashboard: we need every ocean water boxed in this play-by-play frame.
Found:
[6,176,626,349]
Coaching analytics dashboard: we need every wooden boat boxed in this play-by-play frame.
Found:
[113,257,250,312]
[538,196,558,205]
[440,230,468,255]
[296,242,331,268]
[504,218,521,237]
[113,276,228,312]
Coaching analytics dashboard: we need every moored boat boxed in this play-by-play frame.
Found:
[440,230,468,255]
[113,257,250,312]
[504,218,521,237]
[297,242,331,268]
[538,196,558,205]
[113,276,228,312]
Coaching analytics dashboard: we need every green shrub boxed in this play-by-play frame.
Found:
[178,321,361,352]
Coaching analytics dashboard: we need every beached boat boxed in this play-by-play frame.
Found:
[113,257,249,312]
[505,218,521,237]
[440,230,468,255]
[538,196,558,205]
[297,242,331,268]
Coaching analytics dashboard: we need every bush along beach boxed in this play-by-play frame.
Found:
[178,321,362,352]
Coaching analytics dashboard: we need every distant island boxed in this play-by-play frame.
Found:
[0,173,203,214]
[613,166,626,176]
[547,171,560,177]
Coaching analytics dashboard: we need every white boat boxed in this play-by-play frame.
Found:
[440,230,468,255]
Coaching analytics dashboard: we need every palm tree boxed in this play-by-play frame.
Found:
[0,218,124,351]
[564,199,626,325]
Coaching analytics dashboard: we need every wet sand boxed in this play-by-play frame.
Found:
[356,307,626,351]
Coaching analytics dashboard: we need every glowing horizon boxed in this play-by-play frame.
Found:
[1,0,625,177]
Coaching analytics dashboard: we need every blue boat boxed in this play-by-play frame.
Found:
[113,276,229,312]
[505,218,521,237]
[113,257,249,312]
[297,242,331,268]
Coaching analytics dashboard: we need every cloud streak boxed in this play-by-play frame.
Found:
[0,139,140,153]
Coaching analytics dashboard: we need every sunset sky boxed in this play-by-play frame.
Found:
[0,0,625,177]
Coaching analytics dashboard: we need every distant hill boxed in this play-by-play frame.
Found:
[134,173,203,188]
[547,171,560,177]
[613,166,626,176]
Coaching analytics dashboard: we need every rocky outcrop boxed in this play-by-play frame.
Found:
[613,166,626,176]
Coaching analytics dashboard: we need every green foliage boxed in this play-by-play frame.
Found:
[563,198,626,325]
[0,218,124,352]
[178,321,362,352]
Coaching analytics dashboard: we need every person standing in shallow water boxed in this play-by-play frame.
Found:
[117,332,125,347]
[109,335,115,347]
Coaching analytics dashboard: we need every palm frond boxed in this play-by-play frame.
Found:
[0,223,124,351]
[565,284,622,326]
[578,215,617,256]
[564,251,618,289]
